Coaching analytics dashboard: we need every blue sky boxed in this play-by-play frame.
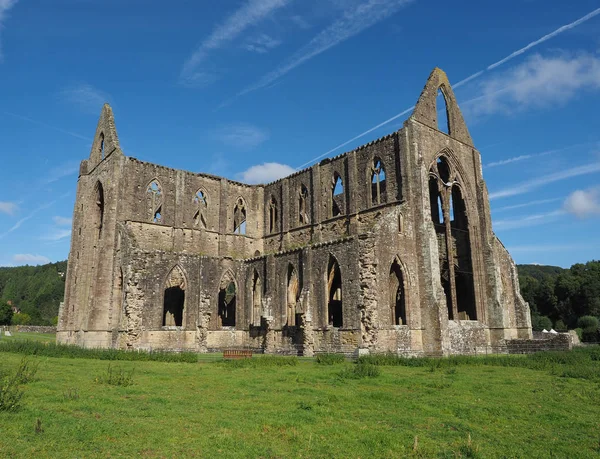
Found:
[1,0,599,268]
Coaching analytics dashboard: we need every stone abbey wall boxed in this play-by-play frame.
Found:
[57,68,532,355]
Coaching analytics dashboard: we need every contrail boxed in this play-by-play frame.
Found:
[3,111,92,142]
[296,7,600,169]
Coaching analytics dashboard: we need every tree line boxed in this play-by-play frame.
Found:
[519,261,600,341]
[0,261,67,326]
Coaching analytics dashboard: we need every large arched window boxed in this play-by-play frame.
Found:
[252,270,262,326]
[287,264,299,326]
[331,173,344,217]
[193,189,208,229]
[370,158,387,205]
[218,272,237,327]
[298,184,309,225]
[268,196,278,234]
[163,265,186,327]
[94,181,104,239]
[147,179,163,224]
[428,154,477,321]
[233,198,247,235]
[326,255,342,327]
[389,260,406,326]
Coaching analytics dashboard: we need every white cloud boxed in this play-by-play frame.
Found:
[238,0,414,96]
[493,210,564,231]
[60,84,110,114]
[467,53,600,117]
[237,162,296,184]
[0,201,17,215]
[243,33,282,53]
[180,0,291,85]
[507,243,600,254]
[563,187,600,218]
[44,161,80,184]
[0,0,18,62]
[12,254,51,265]
[41,229,72,241]
[214,124,269,149]
[0,200,56,239]
[493,198,562,213]
[489,162,600,200]
[53,216,72,226]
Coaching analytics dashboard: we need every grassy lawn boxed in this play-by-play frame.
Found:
[0,331,56,343]
[1,347,599,458]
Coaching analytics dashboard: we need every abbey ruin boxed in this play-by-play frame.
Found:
[57,68,532,355]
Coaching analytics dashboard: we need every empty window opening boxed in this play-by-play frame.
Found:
[163,287,184,326]
[194,190,207,206]
[99,133,105,160]
[398,213,404,233]
[448,194,454,222]
[287,264,300,327]
[95,182,104,238]
[371,159,387,205]
[233,198,247,235]
[441,272,453,320]
[451,186,477,320]
[389,260,407,325]
[147,180,163,223]
[437,156,451,184]
[162,266,186,327]
[327,256,343,327]
[268,196,278,234]
[299,185,309,224]
[153,207,162,224]
[437,88,450,135]
[252,271,262,326]
[193,210,207,229]
[332,174,344,217]
[218,279,237,327]
[429,176,442,225]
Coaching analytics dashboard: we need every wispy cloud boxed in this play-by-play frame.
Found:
[297,7,600,167]
[53,216,72,226]
[237,0,414,97]
[489,162,600,200]
[243,33,282,53]
[507,243,600,254]
[213,123,269,150]
[41,228,71,241]
[237,162,296,184]
[563,187,600,218]
[0,200,56,239]
[484,141,598,169]
[0,201,17,215]
[43,161,80,184]
[493,198,562,213]
[60,84,111,115]
[466,52,600,117]
[0,0,17,61]
[493,210,565,231]
[12,253,51,265]
[180,0,291,86]
[2,111,91,142]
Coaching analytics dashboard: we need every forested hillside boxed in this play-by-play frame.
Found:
[0,261,67,325]
[518,261,600,340]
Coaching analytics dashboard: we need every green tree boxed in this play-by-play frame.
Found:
[11,313,31,325]
[0,302,13,325]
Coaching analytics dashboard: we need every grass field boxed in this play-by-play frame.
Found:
[1,335,599,458]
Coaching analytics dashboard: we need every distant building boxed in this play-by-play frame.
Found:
[58,68,532,355]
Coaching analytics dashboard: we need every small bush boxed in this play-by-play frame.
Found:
[14,357,39,384]
[95,364,135,387]
[577,316,599,330]
[338,363,381,379]
[0,374,24,412]
[223,355,298,368]
[315,353,345,365]
[554,320,568,332]
[574,328,583,341]
[63,387,80,401]
[531,315,553,331]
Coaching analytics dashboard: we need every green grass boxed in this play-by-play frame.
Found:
[1,348,600,458]
[0,332,56,343]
